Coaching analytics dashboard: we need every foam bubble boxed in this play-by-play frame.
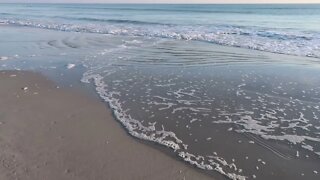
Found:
[67,63,76,69]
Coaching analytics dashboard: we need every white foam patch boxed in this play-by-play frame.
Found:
[301,144,314,151]
[0,56,9,61]
[190,118,199,123]
[179,152,246,180]
[124,39,143,44]
[172,107,211,114]
[67,63,76,69]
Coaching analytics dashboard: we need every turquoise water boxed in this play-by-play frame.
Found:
[1,4,320,180]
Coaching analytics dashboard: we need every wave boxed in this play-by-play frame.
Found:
[59,17,170,26]
[78,39,320,179]
[2,18,320,59]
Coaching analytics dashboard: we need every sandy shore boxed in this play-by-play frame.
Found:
[0,70,213,180]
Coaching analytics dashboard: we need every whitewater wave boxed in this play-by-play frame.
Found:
[1,18,320,59]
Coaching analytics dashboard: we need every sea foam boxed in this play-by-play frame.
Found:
[2,18,320,59]
[0,56,9,61]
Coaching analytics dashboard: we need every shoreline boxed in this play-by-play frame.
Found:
[0,70,214,180]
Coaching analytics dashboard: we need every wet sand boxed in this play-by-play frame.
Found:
[0,70,213,180]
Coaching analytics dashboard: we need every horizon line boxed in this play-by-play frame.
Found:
[1,2,320,4]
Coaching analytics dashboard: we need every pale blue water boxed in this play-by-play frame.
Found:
[1,4,320,180]
[1,4,320,58]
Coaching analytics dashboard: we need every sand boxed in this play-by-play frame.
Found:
[0,70,213,180]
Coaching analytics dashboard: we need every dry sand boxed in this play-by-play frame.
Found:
[0,70,213,180]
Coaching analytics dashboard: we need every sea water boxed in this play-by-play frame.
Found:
[1,4,320,180]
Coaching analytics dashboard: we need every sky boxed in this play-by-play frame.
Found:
[0,0,320,3]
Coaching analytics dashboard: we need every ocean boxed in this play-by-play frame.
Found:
[1,3,320,180]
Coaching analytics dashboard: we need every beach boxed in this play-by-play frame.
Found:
[1,4,320,180]
[0,70,213,180]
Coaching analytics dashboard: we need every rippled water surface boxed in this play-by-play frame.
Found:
[1,4,320,180]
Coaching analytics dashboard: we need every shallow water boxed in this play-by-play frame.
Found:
[1,4,320,180]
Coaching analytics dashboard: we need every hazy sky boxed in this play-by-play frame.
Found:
[0,0,320,3]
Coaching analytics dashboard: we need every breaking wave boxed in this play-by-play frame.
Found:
[1,18,320,59]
